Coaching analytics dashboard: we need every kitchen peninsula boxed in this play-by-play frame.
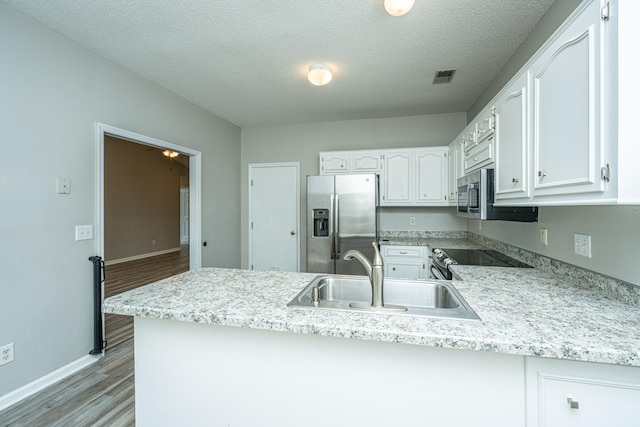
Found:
[104,263,640,426]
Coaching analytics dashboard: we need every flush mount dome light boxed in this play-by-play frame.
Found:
[384,0,415,16]
[307,64,333,86]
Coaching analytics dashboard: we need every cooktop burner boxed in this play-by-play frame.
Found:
[437,249,531,268]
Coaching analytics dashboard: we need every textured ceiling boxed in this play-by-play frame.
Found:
[5,0,556,127]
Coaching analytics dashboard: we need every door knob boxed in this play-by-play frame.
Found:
[290,230,296,236]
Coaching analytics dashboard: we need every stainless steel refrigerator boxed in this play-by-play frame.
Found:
[307,174,378,275]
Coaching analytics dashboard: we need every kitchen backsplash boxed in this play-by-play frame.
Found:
[379,230,467,239]
[380,229,640,307]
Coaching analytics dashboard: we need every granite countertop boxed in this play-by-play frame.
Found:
[103,266,640,367]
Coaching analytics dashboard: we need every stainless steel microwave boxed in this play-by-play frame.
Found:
[457,168,538,222]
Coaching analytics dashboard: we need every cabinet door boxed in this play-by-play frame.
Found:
[416,148,448,205]
[495,71,530,200]
[531,0,604,197]
[464,138,494,173]
[381,152,412,205]
[352,152,382,173]
[385,261,425,280]
[320,152,350,174]
[381,246,427,279]
[526,357,640,427]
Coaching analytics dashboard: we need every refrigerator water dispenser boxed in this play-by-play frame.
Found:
[312,209,329,237]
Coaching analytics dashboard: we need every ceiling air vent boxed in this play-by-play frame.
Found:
[433,69,456,84]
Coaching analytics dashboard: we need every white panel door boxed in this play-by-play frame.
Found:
[249,163,299,272]
[180,188,189,244]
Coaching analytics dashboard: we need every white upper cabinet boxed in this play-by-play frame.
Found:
[380,147,449,206]
[531,0,604,199]
[319,150,382,175]
[494,71,530,200]
[319,151,350,174]
[320,147,450,207]
[352,151,382,173]
[416,149,448,204]
[458,0,640,206]
[381,151,413,204]
[464,106,495,174]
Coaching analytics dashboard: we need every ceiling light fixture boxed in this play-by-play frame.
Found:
[307,64,333,86]
[162,150,179,158]
[384,0,415,16]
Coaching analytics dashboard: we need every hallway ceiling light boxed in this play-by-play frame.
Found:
[307,64,333,86]
[162,150,179,158]
[384,0,415,16]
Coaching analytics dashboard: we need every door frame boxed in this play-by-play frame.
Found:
[248,162,300,272]
[96,122,203,270]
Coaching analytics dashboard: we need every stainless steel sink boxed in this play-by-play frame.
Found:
[288,275,480,320]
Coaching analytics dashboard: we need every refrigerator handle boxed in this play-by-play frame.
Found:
[334,193,340,259]
[330,193,336,260]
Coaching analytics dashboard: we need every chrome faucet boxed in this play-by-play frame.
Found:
[344,242,385,308]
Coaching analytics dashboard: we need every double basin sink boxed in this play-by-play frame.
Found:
[288,275,480,321]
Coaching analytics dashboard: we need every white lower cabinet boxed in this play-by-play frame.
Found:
[381,245,428,279]
[526,357,640,426]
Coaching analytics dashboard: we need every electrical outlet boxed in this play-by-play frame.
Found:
[1,343,14,366]
[75,225,93,241]
[539,228,548,246]
[574,233,592,257]
[409,217,416,226]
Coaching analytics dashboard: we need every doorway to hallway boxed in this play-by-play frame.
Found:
[97,123,202,350]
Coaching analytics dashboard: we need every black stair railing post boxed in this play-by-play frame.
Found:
[88,256,106,355]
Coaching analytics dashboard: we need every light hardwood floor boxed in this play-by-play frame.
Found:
[0,247,189,426]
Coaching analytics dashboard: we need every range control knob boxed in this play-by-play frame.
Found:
[443,258,457,266]
[433,249,443,257]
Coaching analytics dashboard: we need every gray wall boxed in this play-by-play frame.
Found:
[104,136,188,262]
[0,3,240,397]
[240,113,467,270]
[468,206,640,285]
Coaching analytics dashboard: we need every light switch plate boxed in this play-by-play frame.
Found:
[56,177,71,194]
[75,225,93,241]
[539,228,548,246]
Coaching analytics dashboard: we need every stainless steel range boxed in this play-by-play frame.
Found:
[430,248,531,280]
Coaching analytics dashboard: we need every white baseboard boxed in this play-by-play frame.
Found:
[105,247,182,266]
[0,354,100,412]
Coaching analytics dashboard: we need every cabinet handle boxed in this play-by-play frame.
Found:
[566,397,579,410]
[512,178,519,183]
[399,251,408,254]
[392,267,396,271]
[538,171,547,177]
